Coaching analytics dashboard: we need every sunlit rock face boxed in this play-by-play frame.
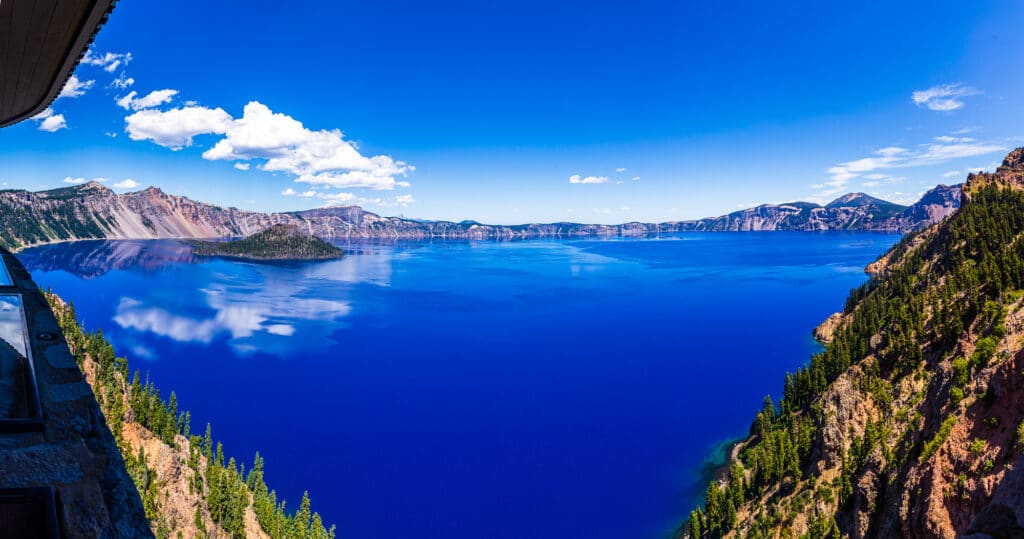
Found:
[0,182,962,250]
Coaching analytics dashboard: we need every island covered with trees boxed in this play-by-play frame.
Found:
[190,224,343,261]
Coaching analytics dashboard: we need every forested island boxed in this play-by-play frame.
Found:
[190,224,343,261]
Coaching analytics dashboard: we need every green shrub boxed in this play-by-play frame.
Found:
[969,438,987,455]
[921,415,957,463]
[952,357,970,387]
[970,336,998,368]
[1017,421,1024,453]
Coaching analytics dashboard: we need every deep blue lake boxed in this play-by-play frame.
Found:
[18,232,899,538]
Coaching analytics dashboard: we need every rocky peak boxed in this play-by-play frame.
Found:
[80,180,110,192]
[965,146,1024,196]
[1001,147,1024,171]
[826,192,902,208]
[38,180,112,200]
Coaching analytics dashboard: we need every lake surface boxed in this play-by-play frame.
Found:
[19,232,899,539]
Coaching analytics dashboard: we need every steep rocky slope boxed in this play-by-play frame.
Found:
[0,182,960,251]
[683,149,1024,538]
[45,294,336,539]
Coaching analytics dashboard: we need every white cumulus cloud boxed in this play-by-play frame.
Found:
[32,108,66,132]
[117,89,179,111]
[125,106,233,149]
[125,100,414,192]
[114,179,140,189]
[911,83,981,112]
[58,75,95,99]
[202,102,414,190]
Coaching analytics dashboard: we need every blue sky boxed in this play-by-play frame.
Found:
[2,0,1023,224]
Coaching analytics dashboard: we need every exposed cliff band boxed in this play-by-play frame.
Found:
[0,182,961,251]
[683,148,1024,538]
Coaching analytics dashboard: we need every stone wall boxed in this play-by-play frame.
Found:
[0,248,151,537]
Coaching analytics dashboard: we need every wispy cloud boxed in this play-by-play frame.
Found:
[911,83,981,111]
[814,137,1004,200]
[569,174,609,184]
[111,73,135,90]
[615,167,626,173]
[281,187,415,208]
[82,50,132,73]
[36,53,132,132]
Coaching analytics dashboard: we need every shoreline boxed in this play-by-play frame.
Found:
[5,229,905,254]
[693,434,749,503]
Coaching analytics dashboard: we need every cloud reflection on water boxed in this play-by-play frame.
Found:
[88,241,399,356]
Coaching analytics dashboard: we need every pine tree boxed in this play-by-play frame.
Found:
[296,491,312,538]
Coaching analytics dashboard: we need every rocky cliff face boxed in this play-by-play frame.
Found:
[677,187,960,232]
[47,295,268,539]
[963,148,1024,196]
[47,294,336,539]
[684,150,1024,538]
[0,182,962,251]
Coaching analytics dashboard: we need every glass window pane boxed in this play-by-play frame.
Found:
[0,294,31,421]
[0,258,11,286]
[0,294,27,357]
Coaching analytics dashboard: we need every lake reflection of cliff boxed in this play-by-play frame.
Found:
[19,233,900,539]
[18,240,198,279]
[17,239,397,357]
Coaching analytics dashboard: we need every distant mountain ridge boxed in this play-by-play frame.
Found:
[684,186,961,232]
[0,180,962,251]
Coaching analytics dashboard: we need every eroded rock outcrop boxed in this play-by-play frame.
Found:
[0,181,962,251]
[683,150,1024,539]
